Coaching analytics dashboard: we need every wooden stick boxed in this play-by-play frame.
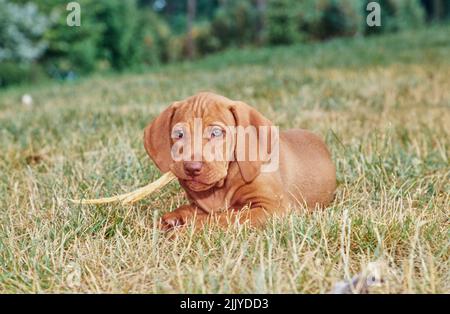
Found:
[70,171,176,205]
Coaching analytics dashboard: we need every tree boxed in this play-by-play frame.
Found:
[256,0,267,43]
[0,0,49,63]
[186,0,197,58]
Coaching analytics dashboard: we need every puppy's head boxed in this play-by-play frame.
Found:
[144,92,273,192]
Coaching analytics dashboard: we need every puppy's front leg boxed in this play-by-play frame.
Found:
[194,206,273,229]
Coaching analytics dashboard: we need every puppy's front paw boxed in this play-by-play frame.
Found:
[158,205,208,233]
[159,210,192,231]
[159,214,182,231]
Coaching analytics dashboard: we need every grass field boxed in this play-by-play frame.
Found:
[0,26,449,293]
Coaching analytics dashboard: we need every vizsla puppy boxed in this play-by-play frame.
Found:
[144,92,336,230]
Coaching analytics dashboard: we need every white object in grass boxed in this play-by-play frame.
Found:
[21,94,33,108]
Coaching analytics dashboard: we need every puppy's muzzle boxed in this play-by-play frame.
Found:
[183,161,203,177]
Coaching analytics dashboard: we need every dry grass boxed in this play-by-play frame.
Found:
[0,26,449,293]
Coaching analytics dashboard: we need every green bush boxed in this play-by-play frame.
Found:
[266,0,363,44]
[0,0,50,86]
[96,0,142,70]
[266,0,301,45]
[211,0,259,48]
[299,0,363,40]
[364,0,425,35]
[193,22,221,56]
[0,62,47,87]
[42,0,172,75]
[0,0,49,63]
[440,0,450,20]
[41,0,104,77]
[97,0,174,70]
[166,35,184,62]
[135,10,173,66]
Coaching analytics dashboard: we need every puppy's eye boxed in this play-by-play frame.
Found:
[173,129,184,139]
[210,127,223,138]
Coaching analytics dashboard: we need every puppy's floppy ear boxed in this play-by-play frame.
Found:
[144,102,179,172]
[230,101,273,183]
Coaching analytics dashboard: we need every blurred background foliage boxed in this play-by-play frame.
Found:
[0,0,449,87]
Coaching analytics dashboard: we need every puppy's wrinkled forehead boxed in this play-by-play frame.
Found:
[172,92,236,126]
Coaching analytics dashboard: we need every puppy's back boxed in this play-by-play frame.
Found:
[279,129,336,209]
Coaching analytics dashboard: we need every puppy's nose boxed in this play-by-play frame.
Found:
[183,161,203,176]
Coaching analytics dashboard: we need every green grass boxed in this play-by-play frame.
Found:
[0,26,449,293]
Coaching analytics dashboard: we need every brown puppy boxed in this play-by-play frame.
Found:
[144,92,336,230]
